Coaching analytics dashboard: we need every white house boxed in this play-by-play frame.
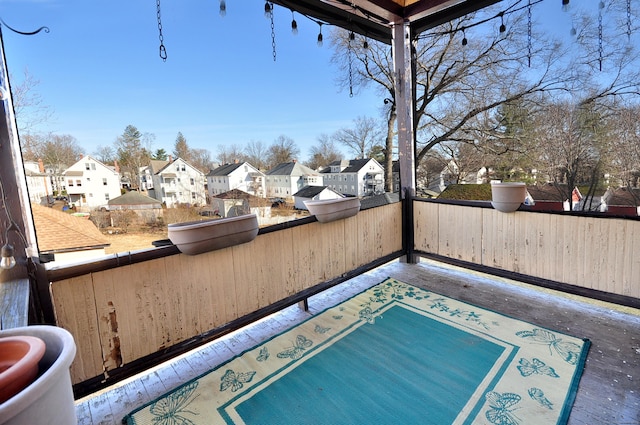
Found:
[292,186,344,210]
[145,158,206,207]
[265,161,320,200]
[63,155,121,210]
[207,162,265,198]
[24,159,53,204]
[322,158,385,197]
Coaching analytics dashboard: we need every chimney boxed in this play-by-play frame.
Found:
[38,158,45,172]
[114,160,120,173]
[292,159,297,163]
[169,155,173,163]
[79,154,84,159]
[234,159,239,164]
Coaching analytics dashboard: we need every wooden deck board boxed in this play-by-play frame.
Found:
[75,259,640,425]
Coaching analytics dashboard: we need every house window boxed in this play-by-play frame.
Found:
[190,178,195,186]
[85,163,90,170]
[105,193,110,201]
[103,178,108,186]
[76,180,82,186]
[68,180,74,187]
[88,193,93,197]
[181,165,186,171]
[192,192,196,199]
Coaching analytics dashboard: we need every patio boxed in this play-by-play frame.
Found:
[75,258,640,425]
[1,1,640,423]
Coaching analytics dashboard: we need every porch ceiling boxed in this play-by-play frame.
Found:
[271,0,503,43]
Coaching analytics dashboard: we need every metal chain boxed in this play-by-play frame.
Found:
[598,1,604,71]
[627,0,632,41]
[156,0,167,61]
[527,0,532,67]
[269,3,276,62]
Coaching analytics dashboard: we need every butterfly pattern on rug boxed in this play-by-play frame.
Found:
[484,391,522,425]
[219,369,256,393]
[528,387,554,410]
[256,346,269,362]
[517,357,560,378]
[149,381,200,425]
[277,335,313,360]
[516,328,582,365]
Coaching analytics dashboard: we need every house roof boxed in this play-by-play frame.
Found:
[526,184,568,202]
[293,186,341,198]
[207,163,244,177]
[213,189,270,207]
[343,158,379,173]
[31,204,110,253]
[272,0,500,44]
[149,160,170,174]
[322,159,381,174]
[266,161,316,177]
[606,187,640,206]
[108,191,162,206]
[360,193,400,208]
[438,184,492,201]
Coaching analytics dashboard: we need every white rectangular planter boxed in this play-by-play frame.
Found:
[304,197,361,223]
[168,214,259,255]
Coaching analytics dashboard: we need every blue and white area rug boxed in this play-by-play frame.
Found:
[124,277,590,425]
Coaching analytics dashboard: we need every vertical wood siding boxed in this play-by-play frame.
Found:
[50,203,402,384]
[414,202,640,300]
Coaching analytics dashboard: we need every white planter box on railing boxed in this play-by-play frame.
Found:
[304,197,361,223]
[168,214,259,255]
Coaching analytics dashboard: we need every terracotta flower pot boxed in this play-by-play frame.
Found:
[0,326,77,425]
[168,213,259,255]
[304,197,361,223]
[0,336,46,403]
[490,182,526,213]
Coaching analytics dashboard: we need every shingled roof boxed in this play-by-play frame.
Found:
[31,204,110,253]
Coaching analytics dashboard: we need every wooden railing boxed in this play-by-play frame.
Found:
[414,200,640,301]
[49,203,403,386]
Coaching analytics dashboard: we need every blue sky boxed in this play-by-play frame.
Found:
[0,0,617,163]
[1,0,383,161]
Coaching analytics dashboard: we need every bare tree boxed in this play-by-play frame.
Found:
[266,135,300,168]
[216,143,244,165]
[332,116,381,160]
[10,68,53,135]
[608,104,640,187]
[244,140,268,170]
[329,8,584,185]
[306,133,342,170]
[190,148,214,174]
[93,145,115,164]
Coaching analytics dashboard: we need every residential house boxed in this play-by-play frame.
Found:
[322,158,385,197]
[207,162,265,198]
[601,187,640,216]
[63,155,121,211]
[144,157,206,207]
[292,185,344,210]
[24,159,53,204]
[211,188,271,218]
[31,203,110,267]
[107,191,163,225]
[265,161,319,200]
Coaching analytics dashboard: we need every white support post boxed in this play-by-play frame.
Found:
[392,19,416,199]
